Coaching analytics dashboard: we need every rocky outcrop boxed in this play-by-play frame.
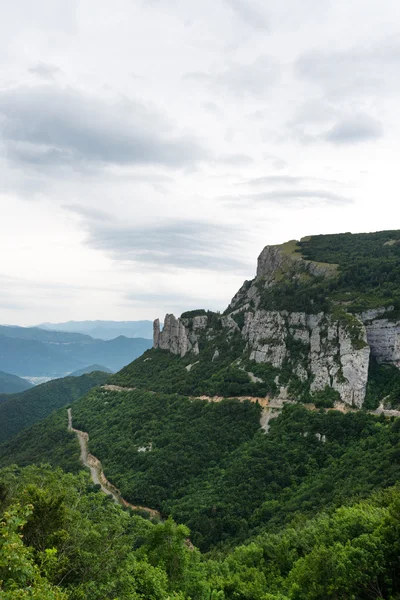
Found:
[153,314,192,357]
[257,243,338,281]
[243,310,370,407]
[364,318,400,367]
[152,241,400,408]
[229,242,338,312]
[153,314,209,358]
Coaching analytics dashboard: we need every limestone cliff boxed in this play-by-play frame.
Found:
[152,239,400,408]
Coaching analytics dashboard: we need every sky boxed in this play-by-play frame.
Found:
[1,0,400,325]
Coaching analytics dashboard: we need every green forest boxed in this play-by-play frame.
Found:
[3,441,400,598]
[0,371,109,444]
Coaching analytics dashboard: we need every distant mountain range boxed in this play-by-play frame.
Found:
[0,325,152,377]
[39,320,154,340]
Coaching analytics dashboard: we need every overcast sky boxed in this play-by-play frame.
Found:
[1,0,400,325]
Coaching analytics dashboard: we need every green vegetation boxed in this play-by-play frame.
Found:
[180,309,208,319]
[0,371,109,444]
[4,462,400,600]
[364,358,400,410]
[0,464,207,599]
[0,370,32,394]
[0,409,82,473]
[4,389,400,557]
[259,230,400,314]
[69,364,113,376]
[3,418,400,598]
[112,339,277,398]
[3,230,400,597]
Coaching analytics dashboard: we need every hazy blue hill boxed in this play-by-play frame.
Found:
[70,364,114,376]
[0,370,109,444]
[0,334,83,376]
[39,319,154,340]
[0,324,93,343]
[0,326,152,377]
[0,370,33,394]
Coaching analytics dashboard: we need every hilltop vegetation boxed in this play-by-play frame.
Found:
[258,230,400,314]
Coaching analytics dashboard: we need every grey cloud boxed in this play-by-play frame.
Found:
[223,0,269,31]
[242,175,341,187]
[63,203,111,222]
[28,62,62,80]
[263,153,287,170]
[0,85,208,170]
[65,205,252,272]
[184,55,279,98]
[223,189,352,207]
[221,153,254,166]
[295,36,400,98]
[323,114,383,145]
[124,290,220,309]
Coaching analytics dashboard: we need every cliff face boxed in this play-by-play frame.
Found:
[153,241,400,408]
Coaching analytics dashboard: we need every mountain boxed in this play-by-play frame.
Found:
[3,230,400,598]
[113,230,400,410]
[0,371,109,444]
[0,325,152,377]
[69,364,114,376]
[0,370,33,394]
[39,319,154,340]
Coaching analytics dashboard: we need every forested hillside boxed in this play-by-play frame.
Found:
[0,369,32,394]
[0,371,109,444]
[2,385,400,556]
[257,230,400,314]
[2,442,400,598]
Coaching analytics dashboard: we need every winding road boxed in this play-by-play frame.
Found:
[67,407,160,518]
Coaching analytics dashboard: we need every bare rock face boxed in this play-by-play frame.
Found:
[153,313,206,358]
[256,243,338,281]
[243,309,370,407]
[151,241,400,409]
[153,314,191,357]
[364,318,400,366]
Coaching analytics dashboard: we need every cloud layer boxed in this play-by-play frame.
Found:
[0,85,207,169]
[0,0,398,324]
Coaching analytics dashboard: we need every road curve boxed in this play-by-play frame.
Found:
[67,408,160,518]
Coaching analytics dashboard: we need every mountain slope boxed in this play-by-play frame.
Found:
[0,370,33,393]
[1,386,400,552]
[112,230,400,409]
[0,371,109,444]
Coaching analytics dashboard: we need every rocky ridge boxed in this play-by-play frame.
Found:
[153,240,400,408]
